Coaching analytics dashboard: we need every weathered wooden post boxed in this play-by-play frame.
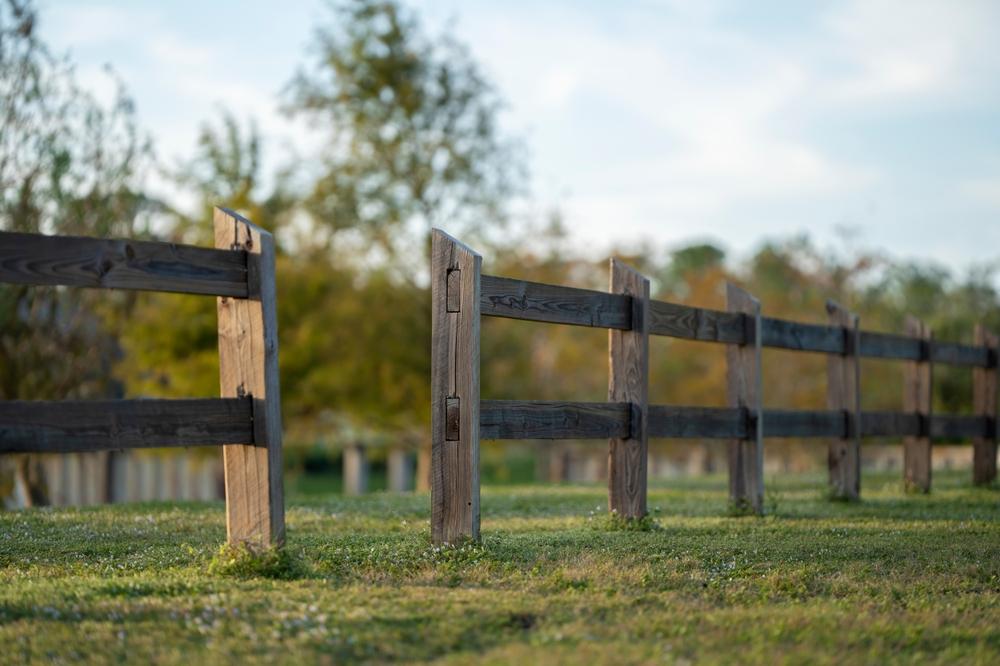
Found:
[726,283,764,514]
[430,229,481,544]
[902,316,933,493]
[608,259,649,519]
[343,444,369,495]
[387,447,414,492]
[826,301,861,500]
[215,207,284,547]
[972,325,998,486]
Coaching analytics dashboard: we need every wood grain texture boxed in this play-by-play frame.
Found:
[648,301,744,342]
[761,317,844,353]
[726,283,764,514]
[0,230,247,296]
[431,229,481,544]
[480,400,630,440]
[860,411,921,438]
[902,316,933,493]
[648,406,747,439]
[215,207,284,547]
[826,301,861,500]
[859,331,923,361]
[608,260,649,519]
[764,410,844,438]
[0,398,252,453]
[931,415,989,439]
[480,274,630,329]
[973,325,998,485]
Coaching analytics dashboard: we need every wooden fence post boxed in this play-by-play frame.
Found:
[973,325,998,486]
[608,260,649,519]
[215,207,284,547]
[826,301,861,500]
[430,229,481,544]
[903,316,933,493]
[726,283,764,514]
[343,444,369,495]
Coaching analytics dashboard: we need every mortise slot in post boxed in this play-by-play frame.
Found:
[447,269,462,312]
[446,397,461,441]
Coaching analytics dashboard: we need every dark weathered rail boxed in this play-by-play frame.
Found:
[0,398,253,453]
[0,231,248,296]
[479,273,993,368]
[480,401,991,442]
[480,400,630,440]
[480,275,630,329]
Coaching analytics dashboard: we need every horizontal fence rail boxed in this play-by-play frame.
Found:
[479,274,995,368]
[0,398,254,454]
[0,231,249,297]
[480,400,631,440]
[480,274,631,329]
[432,229,1000,543]
[0,208,284,547]
[480,401,992,442]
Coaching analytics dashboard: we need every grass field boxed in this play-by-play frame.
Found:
[1,471,999,664]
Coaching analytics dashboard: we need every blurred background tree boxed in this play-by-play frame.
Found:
[283,0,522,269]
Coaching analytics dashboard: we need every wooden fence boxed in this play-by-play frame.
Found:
[430,229,999,544]
[0,207,284,547]
[21,451,224,507]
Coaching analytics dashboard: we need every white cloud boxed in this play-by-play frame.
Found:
[44,4,161,47]
[962,178,1000,210]
[820,0,1000,103]
[39,0,1000,271]
[459,3,875,236]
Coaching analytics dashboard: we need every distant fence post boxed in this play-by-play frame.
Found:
[387,447,414,492]
[215,207,285,547]
[430,229,481,544]
[826,301,861,500]
[343,444,369,495]
[608,260,649,519]
[726,283,764,514]
[902,316,933,493]
[415,443,431,492]
[973,325,998,486]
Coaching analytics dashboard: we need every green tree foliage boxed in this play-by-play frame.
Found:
[284,0,521,261]
[116,112,432,454]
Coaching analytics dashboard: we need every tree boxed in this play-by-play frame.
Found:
[284,0,522,267]
[0,0,150,504]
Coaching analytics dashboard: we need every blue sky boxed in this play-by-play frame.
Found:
[41,0,1000,272]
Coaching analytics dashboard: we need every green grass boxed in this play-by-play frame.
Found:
[1,471,999,664]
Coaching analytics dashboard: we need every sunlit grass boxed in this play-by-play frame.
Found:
[1,471,998,664]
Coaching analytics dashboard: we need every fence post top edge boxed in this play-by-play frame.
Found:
[903,314,932,338]
[609,257,649,283]
[431,228,481,257]
[725,281,760,308]
[214,206,272,238]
